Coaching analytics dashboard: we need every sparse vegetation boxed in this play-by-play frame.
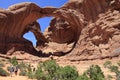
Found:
[106,75,113,80]
[78,65,105,80]
[0,62,5,67]
[19,69,27,76]
[76,74,90,80]
[2,57,120,80]
[28,60,79,80]
[104,61,120,80]
[0,67,9,76]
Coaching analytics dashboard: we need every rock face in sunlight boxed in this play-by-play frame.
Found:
[0,2,56,54]
[0,0,120,60]
[44,0,120,59]
[62,0,120,60]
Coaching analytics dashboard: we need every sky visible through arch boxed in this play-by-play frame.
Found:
[0,0,68,46]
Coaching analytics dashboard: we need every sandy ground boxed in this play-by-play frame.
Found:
[0,76,32,80]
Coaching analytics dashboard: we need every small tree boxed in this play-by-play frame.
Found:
[9,56,18,66]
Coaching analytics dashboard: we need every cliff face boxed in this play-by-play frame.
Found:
[44,0,120,59]
[66,0,120,60]
[0,0,120,60]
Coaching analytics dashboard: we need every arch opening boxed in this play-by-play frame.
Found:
[23,31,37,46]
[22,13,77,56]
[37,17,53,32]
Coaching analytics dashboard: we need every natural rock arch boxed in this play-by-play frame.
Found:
[0,2,83,55]
[0,0,120,60]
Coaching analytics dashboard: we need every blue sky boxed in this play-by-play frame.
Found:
[0,0,68,46]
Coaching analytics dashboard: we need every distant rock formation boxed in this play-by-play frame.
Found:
[0,0,120,60]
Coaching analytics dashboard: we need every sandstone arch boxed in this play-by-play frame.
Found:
[0,2,82,55]
[1,0,119,59]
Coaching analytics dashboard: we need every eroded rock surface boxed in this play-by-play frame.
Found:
[0,0,120,60]
[44,0,120,59]
[0,2,57,54]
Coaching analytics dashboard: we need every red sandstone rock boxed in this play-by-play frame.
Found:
[0,0,120,60]
[44,0,120,59]
[0,2,57,54]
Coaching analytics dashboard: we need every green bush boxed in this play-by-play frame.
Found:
[18,62,28,70]
[27,71,35,79]
[19,69,27,76]
[42,60,60,77]
[35,67,50,80]
[9,56,18,66]
[34,60,59,80]
[0,62,5,67]
[109,65,118,73]
[34,60,79,80]
[76,74,90,80]
[0,67,9,76]
[103,61,112,68]
[117,61,120,66]
[55,66,79,80]
[104,61,120,80]
[86,65,105,80]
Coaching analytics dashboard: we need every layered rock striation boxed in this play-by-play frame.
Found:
[44,0,120,59]
[0,2,57,54]
[0,0,120,60]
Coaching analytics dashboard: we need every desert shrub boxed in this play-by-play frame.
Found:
[34,60,79,80]
[18,62,28,70]
[103,61,120,80]
[55,66,79,80]
[42,60,60,78]
[86,65,105,80]
[103,61,112,68]
[26,65,36,79]
[0,62,5,67]
[0,67,9,76]
[106,75,113,80]
[27,71,35,79]
[9,56,18,66]
[117,61,120,66]
[19,69,27,76]
[18,62,32,77]
[76,74,90,80]
[35,66,50,80]
[109,65,118,73]
[34,60,59,80]
[7,66,10,71]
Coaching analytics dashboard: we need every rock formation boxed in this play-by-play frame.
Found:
[44,0,120,60]
[0,0,120,60]
[0,2,57,55]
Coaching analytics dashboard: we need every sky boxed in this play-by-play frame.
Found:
[0,0,68,46]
